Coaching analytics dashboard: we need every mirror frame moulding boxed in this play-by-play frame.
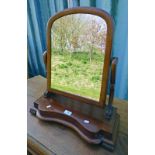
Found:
[46,7,114,107]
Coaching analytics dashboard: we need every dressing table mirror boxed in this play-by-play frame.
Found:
[30,7,120,151]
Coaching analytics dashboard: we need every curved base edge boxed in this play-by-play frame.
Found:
[30,107,119,151]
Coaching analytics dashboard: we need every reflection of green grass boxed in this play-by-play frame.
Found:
[52,83,100,100]
[51,49,104,100]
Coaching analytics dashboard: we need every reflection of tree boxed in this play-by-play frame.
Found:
[88,19,98,62]
[85,18,107,62]
[52,14,107,62]
[53,17,68,53]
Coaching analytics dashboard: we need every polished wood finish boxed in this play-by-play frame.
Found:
[108,57,118,106]
[47,7,114,107]
[33,96,119,150]
[32,55,119,150]
[27,76,128,155]
[31,62,120,150]
[30,7,120,151]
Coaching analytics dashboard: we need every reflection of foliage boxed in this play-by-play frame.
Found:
[51,50,104,100]
[51,14,106,100]
[51,14,107,62]
[91,75,100,82]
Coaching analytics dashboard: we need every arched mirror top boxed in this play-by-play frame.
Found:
[46,7,114,107]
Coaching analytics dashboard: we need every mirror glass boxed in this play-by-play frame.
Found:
[50,13,107,101]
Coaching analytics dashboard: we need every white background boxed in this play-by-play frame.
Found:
[0,0,155,154]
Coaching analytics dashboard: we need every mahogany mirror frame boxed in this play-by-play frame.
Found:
[46,7,114,107]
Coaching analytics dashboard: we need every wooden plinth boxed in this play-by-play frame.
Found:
[33,96,120,151]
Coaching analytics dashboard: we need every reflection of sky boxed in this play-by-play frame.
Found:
[71,14,107,31]
[51,13,107,32]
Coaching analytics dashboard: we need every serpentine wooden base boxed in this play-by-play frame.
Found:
[33,96,120,151]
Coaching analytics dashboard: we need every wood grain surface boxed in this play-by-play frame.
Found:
[27,76,128,155]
